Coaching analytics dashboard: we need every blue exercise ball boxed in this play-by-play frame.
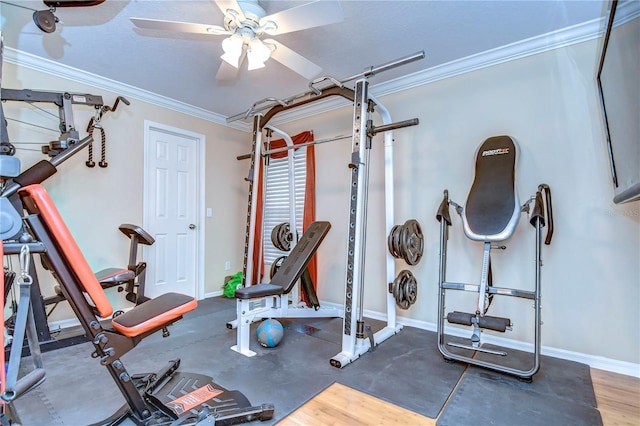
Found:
[256,319,284,348]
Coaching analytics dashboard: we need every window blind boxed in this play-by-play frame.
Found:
[262,147,307,266]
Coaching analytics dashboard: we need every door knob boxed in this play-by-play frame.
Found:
[189,224,196,230]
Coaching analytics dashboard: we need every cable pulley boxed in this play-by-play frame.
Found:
[271,222,293,252]
[389,270,418,310]
[387,219,424,265]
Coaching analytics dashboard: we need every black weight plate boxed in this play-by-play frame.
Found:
[271,223,283,250]
[269,255,287,279]
[401,219,424,265]
[392,270,417,310]
[277,222,291,251]
[391,225,403,258]
[387,225,400,258]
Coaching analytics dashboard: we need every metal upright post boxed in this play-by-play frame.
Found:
[330,79,371,368]
[242,115,263,288]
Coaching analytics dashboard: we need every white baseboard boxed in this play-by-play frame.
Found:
[320,301,640,378]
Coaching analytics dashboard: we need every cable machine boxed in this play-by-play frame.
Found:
[229,52,423,365]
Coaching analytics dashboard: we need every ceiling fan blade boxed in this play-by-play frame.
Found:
[130,17,230,35]
[260,1,343,36]
[216,50,247,81]
[265,39,322,80]
[214,0,245,22]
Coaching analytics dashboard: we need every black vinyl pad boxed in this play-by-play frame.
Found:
[235,221,330,299]
[465,136,517,236]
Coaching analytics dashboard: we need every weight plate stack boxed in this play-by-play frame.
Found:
[390,270,418,310]
[271,222,293,251]
[387,219,424,265]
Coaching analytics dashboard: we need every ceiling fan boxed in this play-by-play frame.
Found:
[130,0,343,81]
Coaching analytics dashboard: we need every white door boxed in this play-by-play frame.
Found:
[143,121,204,299]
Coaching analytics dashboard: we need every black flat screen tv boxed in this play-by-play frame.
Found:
[596,0,640,204]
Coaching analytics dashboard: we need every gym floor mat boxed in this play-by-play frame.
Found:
[13,297,600,425]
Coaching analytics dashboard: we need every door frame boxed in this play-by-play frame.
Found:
[142,120,205,300]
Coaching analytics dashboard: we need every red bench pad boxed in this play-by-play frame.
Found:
[112,292,197,337]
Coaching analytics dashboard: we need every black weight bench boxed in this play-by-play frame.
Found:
[15,184,273,425]
[230,221,343,356]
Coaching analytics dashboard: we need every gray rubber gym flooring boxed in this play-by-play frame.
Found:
[13,296,602,425]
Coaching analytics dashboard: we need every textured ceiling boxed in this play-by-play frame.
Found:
[1,1,606,120]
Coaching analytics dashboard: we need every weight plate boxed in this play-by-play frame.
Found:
[271,223,283,250]
[391,270,417,310]
[277,222,291,251]
[270,255,287,279]
[401,219,424,265]
[388,225,401,258]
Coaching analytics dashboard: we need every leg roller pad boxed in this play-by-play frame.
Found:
[447,311,511,332]
[479,315,511,332]
[447,311,473,326]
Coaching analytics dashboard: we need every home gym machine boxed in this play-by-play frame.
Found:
[435,135,554,381]
[227,52,424,366]
[0,85,153,353]
[2,182,274,425]
[1,86,273,425]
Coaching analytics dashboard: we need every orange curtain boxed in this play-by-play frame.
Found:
[251,131,316,294]
[251,164,265,284]
[303,142,317,303]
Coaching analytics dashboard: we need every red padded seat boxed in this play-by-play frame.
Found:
[111,292,197,337]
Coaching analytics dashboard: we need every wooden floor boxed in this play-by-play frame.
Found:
[279,368,640,425]
[592,369,640,426]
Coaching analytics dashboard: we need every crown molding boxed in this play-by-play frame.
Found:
[5,16,602,132]
[266,16,604,126]
[3,47,250,131]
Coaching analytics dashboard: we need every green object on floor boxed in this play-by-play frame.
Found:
[223,271,243,298]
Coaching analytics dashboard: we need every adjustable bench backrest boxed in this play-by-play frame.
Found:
[461,136,521,242]
[270,221,330,291]
[235,221,330,299]
[18,184,196,339]
[19,184,113,318]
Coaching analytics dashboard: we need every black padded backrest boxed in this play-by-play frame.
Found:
[270,221,331,292]
[464,136,517,236]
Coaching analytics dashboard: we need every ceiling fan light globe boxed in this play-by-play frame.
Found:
[221,52,241,68]
[249,39,271,62]
[221,35,244,68]
[222,34,243,53]
[247,57,266,71]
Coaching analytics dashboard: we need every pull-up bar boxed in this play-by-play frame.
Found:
[226,51,425,123]
[236,133,352,160]
[235,116,421,161]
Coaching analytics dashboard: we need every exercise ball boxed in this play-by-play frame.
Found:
[256,319,284,348]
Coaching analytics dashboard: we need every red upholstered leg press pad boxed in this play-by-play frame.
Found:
[111,292,197,338]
